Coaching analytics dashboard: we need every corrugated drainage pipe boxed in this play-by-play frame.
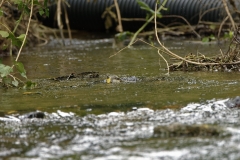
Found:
[43,0,239,31]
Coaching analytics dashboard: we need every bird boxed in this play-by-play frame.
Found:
[106,75,121,83]
[105,75,138,83]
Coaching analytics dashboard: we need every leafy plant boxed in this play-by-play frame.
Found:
[136,0,163,18]
[224,31,234,39]
[0,0,49,88]
[0,61,25,87]
[202,34,215,42]
[128,0,168,46]
[115,31,133,41]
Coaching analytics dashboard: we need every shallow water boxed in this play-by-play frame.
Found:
[1,38,240,159]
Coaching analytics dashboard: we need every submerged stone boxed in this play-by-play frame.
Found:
[18,111,45,119]
[225,96,240,108]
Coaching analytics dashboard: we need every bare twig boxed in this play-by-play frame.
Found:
[158,49,169,75]
[229,0,240,19]
[198,6,222,23]
[161,15,201,38]
[110,37,240,65]
[57,0,65,45]
[114,0,123,32]
[218,16,229,38]
[0,0,5,8]
[138,25,194,36]
[222,0,236,31]
[63,0,72,41]
[219,48,224,57]
[109,39,139,58]
[154,1,169,75]
[9,74,24,84]
[15,0,33,62]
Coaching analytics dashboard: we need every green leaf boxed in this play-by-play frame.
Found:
[209,34,215,40]
[38,0,50,17]
[14,0,30,14]
[45,8,49,17]
[162,7,168,11]
[15,0,23,9]
[0,31,9,38]
[115,31,133,41]
[33,0,40,5]
[137,0,152,13]
[137,0,162,17]
[137,0,150,9]
[12,79,19,87]
[8,33,22,47]
[229,31,234,39]
[0,64,13,77]
[210,24,216,30]
[44,0,48,6]
[23,81,37,89]
[2,77,11,86]
[17,34,26,41]
[14,0,22,4]
[14,61,27,79]
[23,6,30,14]
[39,9,44,16]
[202,37,209,42]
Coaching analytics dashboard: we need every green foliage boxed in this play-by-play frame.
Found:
[2,77,12,86]
[0,31,9,38]
[209,24,217,30]
[0,26,26,49]
[33,0,49,17]
[136,0,164,18]
[0,63,13,77]
[202,34,215,42]
[0,0,49,50]
[115,31,133,41]
[23,81,37,89]
[128,0,168,46]
[14,0,30,14]
[224,31,234,39]
[8,32,25,47]
[0,60,37,88]
[12,79,19,87]
[0,0,49,88]
[0,60,28,87]
[14,0,49,16]
[14,61,27,79]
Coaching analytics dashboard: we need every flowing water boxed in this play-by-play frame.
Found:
[1,38,240,159]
